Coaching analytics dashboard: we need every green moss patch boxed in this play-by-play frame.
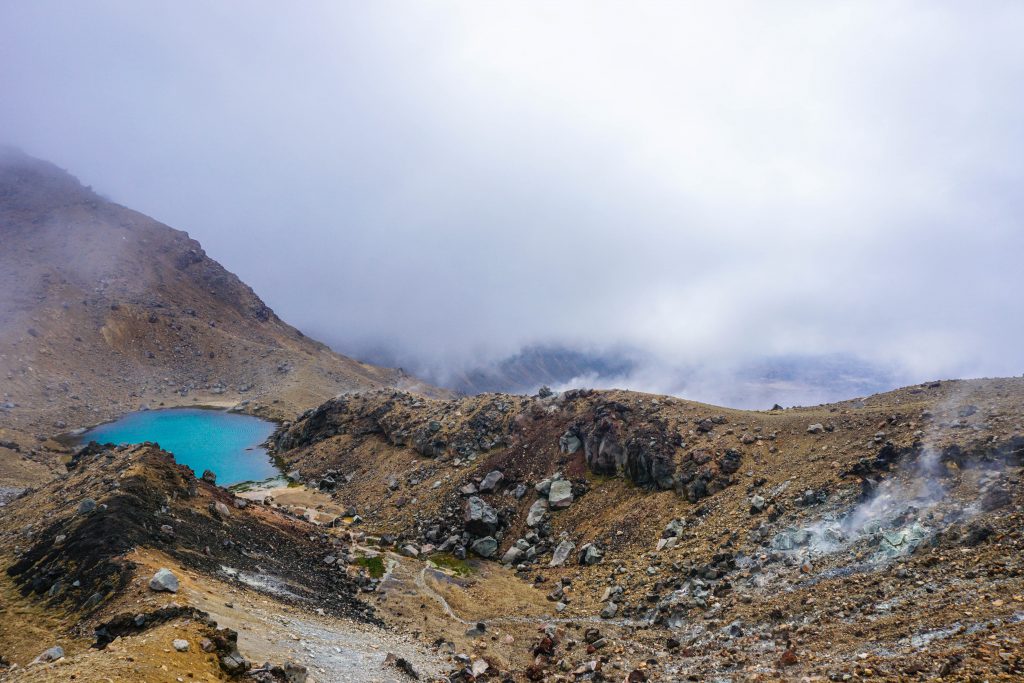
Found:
[354,555,385,578]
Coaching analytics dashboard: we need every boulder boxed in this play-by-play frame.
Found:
[578,543,603,565]
[201,469,217,484]
[149,568,179,593]
[550,540,576,567]
[585,426,625,475]
[383,653,420,679]
[718,449,743,474]
[548,480,574,509]
[807,423,825,434]
[622,426,679,490]
[31,646,64,664]
[220,651,249,675]
[526,499,548,527]
[656,536,678,552]
[173,639,190,652]
[600,601,619,619]
[77,498,97,515]
[624,443,676,490]
[478,470,504,493]
[501,545,525,565]
[663,518,685,537]
[559,430,582,454]
[749,494,767,514]
[471,536,498,558]
[283,662,308,683]
[464,496,499,537]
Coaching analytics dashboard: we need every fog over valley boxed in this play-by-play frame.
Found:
[3,2,1023,406]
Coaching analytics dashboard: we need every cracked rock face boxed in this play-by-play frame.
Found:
[576,403,681,490]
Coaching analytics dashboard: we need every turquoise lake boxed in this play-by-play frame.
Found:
[79,408,279,486]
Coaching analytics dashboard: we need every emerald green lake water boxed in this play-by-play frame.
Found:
[79,408,279,485]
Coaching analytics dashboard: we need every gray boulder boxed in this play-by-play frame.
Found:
[578,543,603,565]
[220,651,249,674]
[550,540,576,567]
[464,496,499,537]
[77,498,97,515]
[31,646,64,664]
[471,536,498,558]
[749,494,767,514]
[559,430,582,454]
[478,470,504,493]
[149,567,180,593]
[526,499,548,527]
[548,480,574,509]
[664,518,685,537]
[501,545,525,565]
[283,662,308,683]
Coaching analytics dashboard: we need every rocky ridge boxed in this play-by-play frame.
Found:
[267,378,1024,681]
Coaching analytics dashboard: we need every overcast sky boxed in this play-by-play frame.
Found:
[2,1,1023,394]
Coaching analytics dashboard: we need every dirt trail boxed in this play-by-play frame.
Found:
[186,575,446,682]
[412,565,646,629]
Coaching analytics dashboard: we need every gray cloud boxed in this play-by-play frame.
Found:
[2,1,1023,401]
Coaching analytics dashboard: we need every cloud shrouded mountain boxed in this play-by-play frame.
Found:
[0,148,430,431]
[1,2,1023,406]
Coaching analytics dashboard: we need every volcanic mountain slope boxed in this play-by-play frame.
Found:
[0,147,433,440]
[0,442,446,681]
[269,377,1024,681]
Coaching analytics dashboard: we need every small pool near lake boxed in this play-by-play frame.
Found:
[79,408,280,486]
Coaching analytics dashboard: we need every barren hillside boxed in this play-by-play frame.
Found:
[265,377,1024,681]
[0,148,434,440]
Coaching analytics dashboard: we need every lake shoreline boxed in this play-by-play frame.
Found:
[71,407,282,486]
